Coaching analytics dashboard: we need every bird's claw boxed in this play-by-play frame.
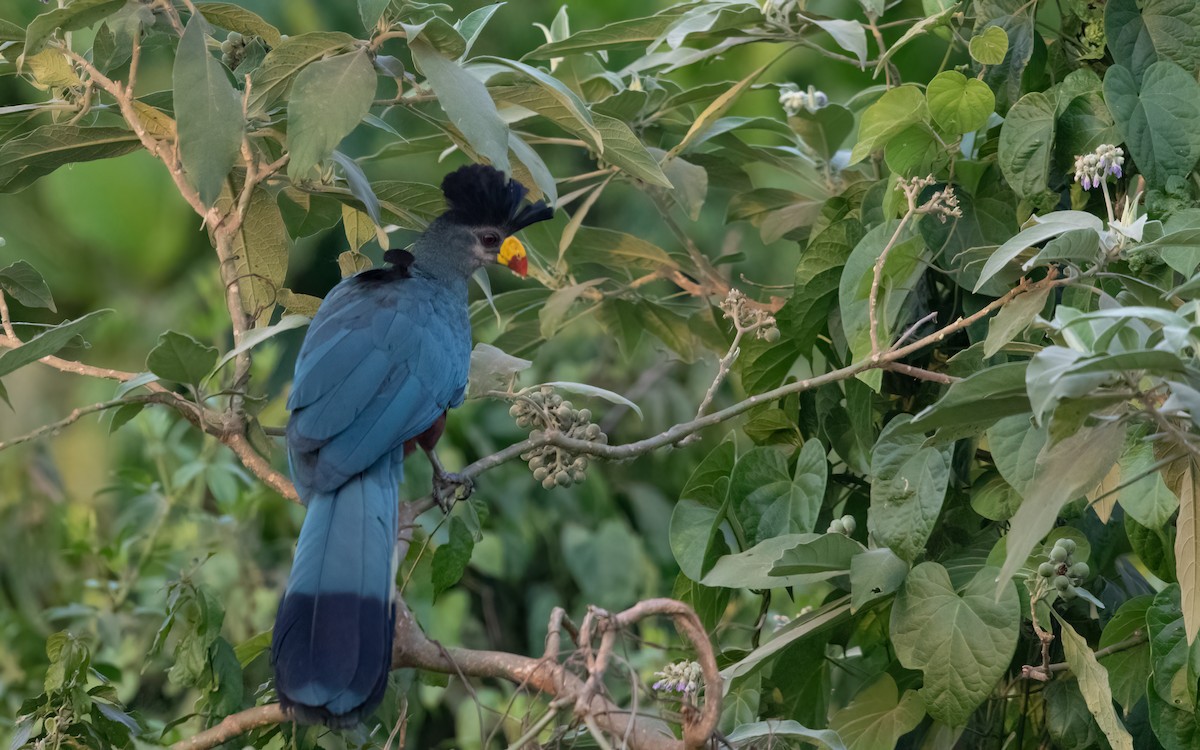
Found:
[432,470,473,512]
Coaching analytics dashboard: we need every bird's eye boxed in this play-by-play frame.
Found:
[480,231,501,248]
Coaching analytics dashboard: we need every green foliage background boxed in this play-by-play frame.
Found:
[1,0,1199,749]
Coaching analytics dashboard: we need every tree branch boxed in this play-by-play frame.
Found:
[170,705,286,750]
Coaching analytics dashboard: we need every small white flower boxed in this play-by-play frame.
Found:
[1073,144,1124,190]
[652,660,703,697]
[779,83,828,116]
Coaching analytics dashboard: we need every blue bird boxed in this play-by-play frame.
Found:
[272,165,553,725]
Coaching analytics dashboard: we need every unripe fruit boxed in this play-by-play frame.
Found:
[1053,575,1071,591]
[220,40,234,53]
[1049,546,1069,563]
[829,519,845,534]
[556,404,573,420]
[541,476,556,490]
[533,467,549,482]
[1070,562,1089,580]
[1057,539,1076,554]
[509,404,522,417]
[763,327,781,343]
[1038,562,1055,578]
[572,457,588,471]
[586,424,601,439]
[516,416,530,428]
[578,408,591,422]
[556,471,572,487]
[841,515,856,534]
[548,395,563,407]
[1061,586,1078,600]
[571,469,586,483]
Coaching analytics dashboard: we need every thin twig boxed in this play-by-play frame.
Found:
[0,394,179,452]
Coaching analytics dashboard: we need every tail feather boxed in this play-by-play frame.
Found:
[272,455,401,725]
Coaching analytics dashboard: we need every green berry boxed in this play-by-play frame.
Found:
[1070,562,1089,580]
[533,467,549,482]
[763,327,781,343]
[555,471,572,488]
[509,404,522,417]
[1061,586,1078,600]
[541,476,556,490]
[227,31,243,42]
[571,469,586,483]
[1038,562,1055,578]
[1053,575,1071,591]
[578,408,591,422]
[586,424,601,439]
[1049,546,1069,563]
[556,404,573,420]
[220,39,234,53]
[1058,539,1076,555]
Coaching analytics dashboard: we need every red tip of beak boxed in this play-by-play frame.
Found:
[507,255,528,277]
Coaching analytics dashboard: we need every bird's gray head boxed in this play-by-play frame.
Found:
[411,165,554,280]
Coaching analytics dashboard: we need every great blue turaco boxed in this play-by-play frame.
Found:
[272,164,553,725]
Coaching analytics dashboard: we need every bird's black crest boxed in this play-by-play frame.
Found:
[440,164,554,234]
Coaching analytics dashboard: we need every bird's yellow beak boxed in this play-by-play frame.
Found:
[498,236,528,277]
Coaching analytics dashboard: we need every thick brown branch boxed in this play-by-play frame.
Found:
[170,705,286,750]
[226,432,299,503]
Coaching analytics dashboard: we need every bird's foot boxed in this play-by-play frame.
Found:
[432,470,473,512]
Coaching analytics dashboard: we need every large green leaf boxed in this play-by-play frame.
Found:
[218,179,290,326]
[1098,595,1153,712]
[849,547,910,613]
[1104,62,1200,188]
[0,260,55,311]
[838,221,926,390]
[22,0,126,57]
[173,14,243,207]
[829,674,926,750]
[591,113,672,187]
[775,219,863,355]
[770,533,866,577]
[523,7,695,58]
[432,516,474,597]
[997,91,1055,198]
[849,85,928,164]
[411,38,509,173]
[906,362,1031,441]
[995,421,1125,596]
[926,71,994,135]
[0,125,140,193]
[869,415,952,561]
[565,226,676,271]
[725,720,846,750]
[724,441,830,540]
[0,309,113,379]
[1052,613,1135,750]
[702,533,850,589]
[197,2,283,47]
[146,331,218,386]
[286,50,376,180]
[890,564,1019,726]
[1105,0,1200,83]
[562,520,648,610]
[477,56,601,151]
[248,32,357,114]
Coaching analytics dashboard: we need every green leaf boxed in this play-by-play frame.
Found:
[850,547,910,613]
[477,56,601,151]
[872,6,957,77]
[147,331,218,386]
[197,3,283,47]
[789,104,854,161]
[669,60,771,158]
[1098,595,1153,711]
[432,516,474,597]
[342,205,376,251]
[721,596,852,682]
[702,533,847,589]
[995,421,1125,597]
[906,362,1030,440]
[232,630,272,668]
[926,71,995,135]
[22,0,126,58]
[212,315,309,375]
[726,188,823,244]
[1174,459,1200,644]
[725,720,847,750]
[775,219,863,355]
[278,289,322,317]
[173,14,243,207]
[278,188,343,238]
[467,342,531,398]
[108,402,144,433]
[0,309,112,379]
[1119,437,1181,528]
[523,9,690,58]
[891,564,1019,726]
[565,226,676,271]
[670,498,724,582]
[829,673,926,750]
[0,260,54,311]
[1104,61,1200,188]
[0,125,140,193]
[681,434,737,508]
[1147,584,1197,708]
[359,0,390,31]
[561,520,646,610]
[969,25,1009,65]
[590,113,672,187]
[974,212,1102,291]
[970,473,1023,521]
[539,380,643,418]
[884,124,946,177]
[218,180,290,326]
[998,91,1055,198]
[848,85,928,164]
[410,38,509,173]
[660,154,708,221]
[1105,0,1200,83]
[457,4,504,57]
[248,31,357,114]
[983,283,1049,356]
[770,533,866,577]
[286,50,377,180]
[869,416,952,561]
[1052,612,1135,750]
[838,221,926,390]
[729,442,827,545]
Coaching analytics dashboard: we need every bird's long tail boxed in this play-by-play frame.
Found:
[272,454,400,726]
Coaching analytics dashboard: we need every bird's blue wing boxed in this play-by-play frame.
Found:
[286,277,468,495]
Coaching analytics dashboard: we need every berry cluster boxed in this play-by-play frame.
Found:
[509,386,607,490]
[1035,538,1089,601]
[219,31,266,71]
[827,514,856,535]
